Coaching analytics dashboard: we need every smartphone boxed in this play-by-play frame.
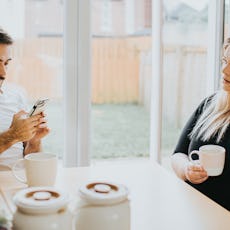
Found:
[28,98,49,117]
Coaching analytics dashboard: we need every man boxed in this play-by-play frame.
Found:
[0,28,49,169]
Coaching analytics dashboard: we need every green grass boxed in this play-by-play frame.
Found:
[91,104,150,158]
[42,102,180,159]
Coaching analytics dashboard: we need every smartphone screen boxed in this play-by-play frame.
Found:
[29,98,49,117]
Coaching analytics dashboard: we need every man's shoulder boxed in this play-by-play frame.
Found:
[2,82,27,98]
[1,83,28,109]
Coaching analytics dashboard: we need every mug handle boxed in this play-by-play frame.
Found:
[12,159,27,184]
[188,150,200,163]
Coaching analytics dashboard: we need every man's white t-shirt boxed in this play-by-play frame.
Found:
[0,83,28,169]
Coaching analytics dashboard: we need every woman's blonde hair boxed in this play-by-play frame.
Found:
[190,38,230,142]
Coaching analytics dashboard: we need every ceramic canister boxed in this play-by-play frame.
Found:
[13,187,72,230]
[74,181,130,230]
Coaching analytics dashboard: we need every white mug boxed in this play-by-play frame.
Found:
[12,152,58,187]
[189,145,226,176]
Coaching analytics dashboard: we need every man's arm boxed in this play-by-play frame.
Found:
[0,128,19,153]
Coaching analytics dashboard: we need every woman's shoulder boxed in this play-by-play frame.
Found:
[196,93,216,115]
[203,93,216,106]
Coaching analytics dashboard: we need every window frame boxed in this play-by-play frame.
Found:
[206,0,224,94]
[150,0,163,163]
[63,0,225,166]
[150,0,224,164]
[63,0,91,166]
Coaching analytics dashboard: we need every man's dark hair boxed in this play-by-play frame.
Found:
[0,28,13,45]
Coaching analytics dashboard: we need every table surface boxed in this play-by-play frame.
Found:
[1,160,230,230]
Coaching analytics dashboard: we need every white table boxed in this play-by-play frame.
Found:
[1,160,230,230]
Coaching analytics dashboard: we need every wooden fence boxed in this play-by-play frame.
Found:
[139,45,207,127]
[7,38,63,100]
[7,37,208,126]
[7,36,151,102]
[91,37,140,103]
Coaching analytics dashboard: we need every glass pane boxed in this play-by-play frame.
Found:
[162,0,209,166]
[91,0,152,160]
[0,0,64,158]
[224,0,230,40]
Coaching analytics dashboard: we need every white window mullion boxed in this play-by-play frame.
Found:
[207,0,224,94]
[150,0,163,163]
[228,0,230,37]
[77,0,91,166]
[64,0,91,167]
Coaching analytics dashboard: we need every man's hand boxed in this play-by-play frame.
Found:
[23,112,50,155]
[28,112,50,145]
[184,162,209,184]
[9,110,43,142]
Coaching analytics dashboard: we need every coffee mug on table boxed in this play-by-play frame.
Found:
[188,145,226,176]
[12,152,57,187]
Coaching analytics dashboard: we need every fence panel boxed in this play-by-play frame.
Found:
[7,37,207,128]
[91,38,139,103]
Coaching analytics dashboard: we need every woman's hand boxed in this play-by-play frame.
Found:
[184,163,209,184]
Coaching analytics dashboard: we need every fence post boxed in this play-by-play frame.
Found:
[176,46,184,128]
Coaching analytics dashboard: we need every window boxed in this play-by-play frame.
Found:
[91,0,151,161]
[224,0,230,39]
[161,0,224,167]
[1,0,64,158]
[1,0,223,167]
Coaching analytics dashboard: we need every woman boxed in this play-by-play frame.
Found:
[171,38,230,211]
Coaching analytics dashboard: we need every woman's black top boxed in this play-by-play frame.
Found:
[173,95,230,211]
